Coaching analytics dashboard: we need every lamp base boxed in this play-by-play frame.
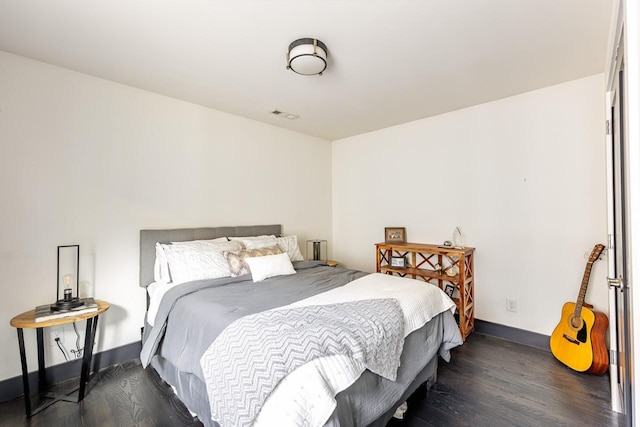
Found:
[50,298,83,311]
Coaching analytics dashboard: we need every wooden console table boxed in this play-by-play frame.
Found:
[376,242,475,340]
[10,300,110,417]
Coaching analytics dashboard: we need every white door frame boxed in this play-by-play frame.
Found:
[605,88,623,414]
[605,0,640,421]
[605,2,626,415]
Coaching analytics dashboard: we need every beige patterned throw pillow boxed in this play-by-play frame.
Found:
[224,245,283,277]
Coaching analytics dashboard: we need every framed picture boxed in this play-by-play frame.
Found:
[390,256,407,268]
[385,227,406,244]
[444,284,455,298]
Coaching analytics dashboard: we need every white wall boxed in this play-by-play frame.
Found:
[0,51,332,382]
[332,74,608,336]
[0,48,609,384]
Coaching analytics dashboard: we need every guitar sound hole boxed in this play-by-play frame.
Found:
[568,316,588,344]
[570,316,582,329]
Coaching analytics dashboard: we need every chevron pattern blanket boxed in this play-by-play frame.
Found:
[200,298,405,427]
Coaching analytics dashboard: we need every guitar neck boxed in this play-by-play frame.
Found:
[573,262,593,317]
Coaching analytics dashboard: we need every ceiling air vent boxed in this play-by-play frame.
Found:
[271,110,299,120]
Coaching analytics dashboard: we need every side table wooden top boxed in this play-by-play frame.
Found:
[10,300,110,329]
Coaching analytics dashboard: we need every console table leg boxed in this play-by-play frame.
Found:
[17,328,31,417]
[36,327,45,390]
[77,317,96,401]
[89,315,99,354]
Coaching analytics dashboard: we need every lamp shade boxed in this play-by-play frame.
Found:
[287,38,328,76]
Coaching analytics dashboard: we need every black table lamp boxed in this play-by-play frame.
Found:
[51,245,83,311]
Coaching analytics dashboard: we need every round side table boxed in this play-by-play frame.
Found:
[9,300,110,417]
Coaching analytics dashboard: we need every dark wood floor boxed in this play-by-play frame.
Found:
[0,333,625,427]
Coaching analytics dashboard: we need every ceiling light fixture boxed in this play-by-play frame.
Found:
[286,38,328,76]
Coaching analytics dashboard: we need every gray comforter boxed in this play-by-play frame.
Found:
[141,262,367,376]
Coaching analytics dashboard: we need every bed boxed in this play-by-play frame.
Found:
[139,225,462,427]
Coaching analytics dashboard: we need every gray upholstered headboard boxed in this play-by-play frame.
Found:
[139,224,282,287]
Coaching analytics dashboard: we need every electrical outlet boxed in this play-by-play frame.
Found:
[50,327,65,347]
[506,298,517,313]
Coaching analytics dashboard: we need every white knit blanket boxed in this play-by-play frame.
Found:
[254,273,456,427]
[201,298,405,427]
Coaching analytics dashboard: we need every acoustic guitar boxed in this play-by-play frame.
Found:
[549,244,609,375]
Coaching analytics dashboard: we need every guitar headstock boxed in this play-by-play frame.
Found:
[588,244,606,263]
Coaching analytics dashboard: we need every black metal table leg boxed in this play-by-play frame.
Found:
[89,315,99,357]
[36,327,45,390]
[17,328,31,417]
[78,316,96,401]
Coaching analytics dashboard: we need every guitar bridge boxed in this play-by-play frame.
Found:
[563,334,580,345]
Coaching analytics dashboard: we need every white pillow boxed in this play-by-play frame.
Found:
[245,252,297,282]
[276,235,304,261]
[229,235,276,242]
[154,243,171,283]
[153,237,229,283]
[242,236,278,249]
[162,240,243,284]
[228,235,276,249]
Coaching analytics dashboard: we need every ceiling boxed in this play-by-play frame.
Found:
[0,1,613,140]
